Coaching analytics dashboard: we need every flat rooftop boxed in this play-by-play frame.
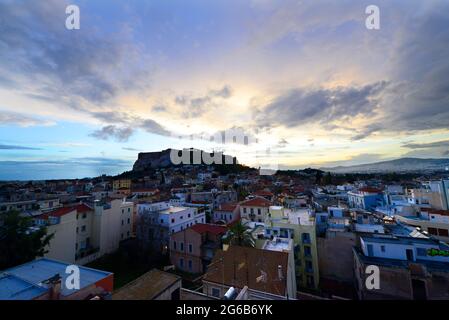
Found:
[0,274,47,300]
[263,239,291,252]
[287,209,314,226]
[3,258,112,297]
[112,269,180,300]
[159,206,188,214]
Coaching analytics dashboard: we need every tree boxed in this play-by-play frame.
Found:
[0,210,54,270]
[223,221,255,247]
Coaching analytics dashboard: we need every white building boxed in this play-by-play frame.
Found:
[35,199,134,265]
[136,202,206,252]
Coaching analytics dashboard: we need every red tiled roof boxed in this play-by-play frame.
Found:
[359,187,382,193]
[204,246,288,296]
[218,202,238,212]
[45,206,76,218]
[253,190,273,197]
[73,203,93,213]
[191,223,227,235]
[240,197,272,207]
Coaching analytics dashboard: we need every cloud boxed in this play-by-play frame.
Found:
[152,105,167,113]
[138,119,171,136]
[0,1,153,111]
[122,147,142,152]
[254,82,386,130]
[402,140,449,149]
[174,85,234,118]
[0,144,42,150]
[89,125,134,142]
[209,85,233,99]
[0,111,54,127]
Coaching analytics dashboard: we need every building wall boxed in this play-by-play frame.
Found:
[240,206,269,222]
[265,220,319,290]
[396,215,449,242]
[317,231,356,285]
[45,211,77,263]
[170,228,203,274]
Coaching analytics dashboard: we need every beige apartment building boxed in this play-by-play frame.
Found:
[35,198,134,264]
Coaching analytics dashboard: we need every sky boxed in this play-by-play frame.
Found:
[0,0,449,180]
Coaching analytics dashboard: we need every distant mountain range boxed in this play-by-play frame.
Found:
[319,158,449,173]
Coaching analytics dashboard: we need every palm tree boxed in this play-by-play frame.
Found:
[223,221,255,247]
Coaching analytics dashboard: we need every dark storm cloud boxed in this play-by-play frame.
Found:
[255,82,386,129]
[0,0,151,110]
[89,125,134,143]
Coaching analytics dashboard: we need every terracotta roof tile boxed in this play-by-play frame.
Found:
[191,223,227,235]
[240,197,272,207]
[203,246,288,296]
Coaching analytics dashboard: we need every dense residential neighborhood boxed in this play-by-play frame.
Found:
[1,150,449,300]
[0,1,448,313]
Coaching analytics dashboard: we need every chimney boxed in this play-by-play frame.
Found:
[46,274,62,300]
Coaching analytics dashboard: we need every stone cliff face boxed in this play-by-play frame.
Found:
[132,148,238,171]
[132,149,173,171]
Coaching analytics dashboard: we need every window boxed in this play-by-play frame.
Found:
[250,208,254,214]
[122,209,124,214]
[417,248,427,257]
[304,246,312,257]
[180,216,184,220]
[188,260,192,270]
[81,225,86,232]
[188,213,191,218]
[180,242,184,251]
[128,208,131,213]
[127,231,130,237]
[171,218,175,223]
[211,288,220,298]
[258,209,261,215]
[179,258,184,268]
[76,227,79,234]
[128,218,130,224]
[243,208,247,214]
[189,244,193,253]
[121,220,124,226]
[428,227,438,235]
[82,213,87,219]
[121,233,124,240]
[381,245,386,252]
[173,241,177,250]
[302,233,311,244]
[306,260,313,273]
